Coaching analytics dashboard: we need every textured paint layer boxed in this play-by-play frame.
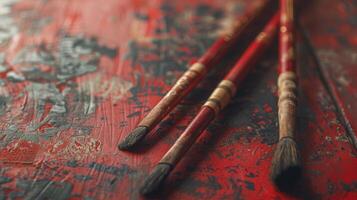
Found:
[0,0,356,199]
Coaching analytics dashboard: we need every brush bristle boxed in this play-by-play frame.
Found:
[118,126,148,151]
[271,137,302,191]
[140,163,172,195]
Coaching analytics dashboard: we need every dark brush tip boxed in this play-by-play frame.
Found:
[140,163,172,196]
[118,126,149,151]
[271,137,302,192]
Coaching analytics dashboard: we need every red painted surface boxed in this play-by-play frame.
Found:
[300,0,357,147]
[0,0,355,200]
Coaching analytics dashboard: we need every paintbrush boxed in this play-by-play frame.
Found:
[118,0,276,151]
[270,0,302,191]
[140,13,280,195]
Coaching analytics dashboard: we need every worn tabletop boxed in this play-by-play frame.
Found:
[0,0,356,199]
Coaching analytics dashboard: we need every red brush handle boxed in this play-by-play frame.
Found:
[277,0,297,139]
[137,0,274,131]
[159,13,279,166]
[278,0,295,74]
[159,107,214,165]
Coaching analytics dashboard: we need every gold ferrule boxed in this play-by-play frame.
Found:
[277,71,297,139]
[278,71,296,89]
[256,32,267,43]
[203,80,236,115]
[223,20,241,41]
[168,62,206,95]
[189,62,206,75]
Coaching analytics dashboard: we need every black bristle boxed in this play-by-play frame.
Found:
[140,163,172,195]
[118,126,148,151]
[271,137,302,192]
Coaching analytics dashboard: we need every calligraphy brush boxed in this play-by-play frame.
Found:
[270,0,301,191]
[140,13,280,195]
[118,0,276,150]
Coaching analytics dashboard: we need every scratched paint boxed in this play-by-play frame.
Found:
[0,0,356,199]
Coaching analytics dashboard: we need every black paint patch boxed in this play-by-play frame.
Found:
[134,13,149,21]
[244,181,255,191]
[327,180,336,195]
[74,174,92,182]
[341,181,357,192]
[126,111,141,118]
[72,37,118,58]
[245,172,256,178]
[21,67,56,82]
[66,160,79,168]
[0,176,12,185]
[0,95,9,115]
[228,178,243,200]
[87,162,137,178]
[196,4,223,18]
[176,175,222,198]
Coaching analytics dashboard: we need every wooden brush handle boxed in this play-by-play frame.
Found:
[278,0,296,139]
[159,107,215,166]
[138,63,206,128]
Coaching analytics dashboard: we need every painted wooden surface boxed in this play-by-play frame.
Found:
[0,0,356,199]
